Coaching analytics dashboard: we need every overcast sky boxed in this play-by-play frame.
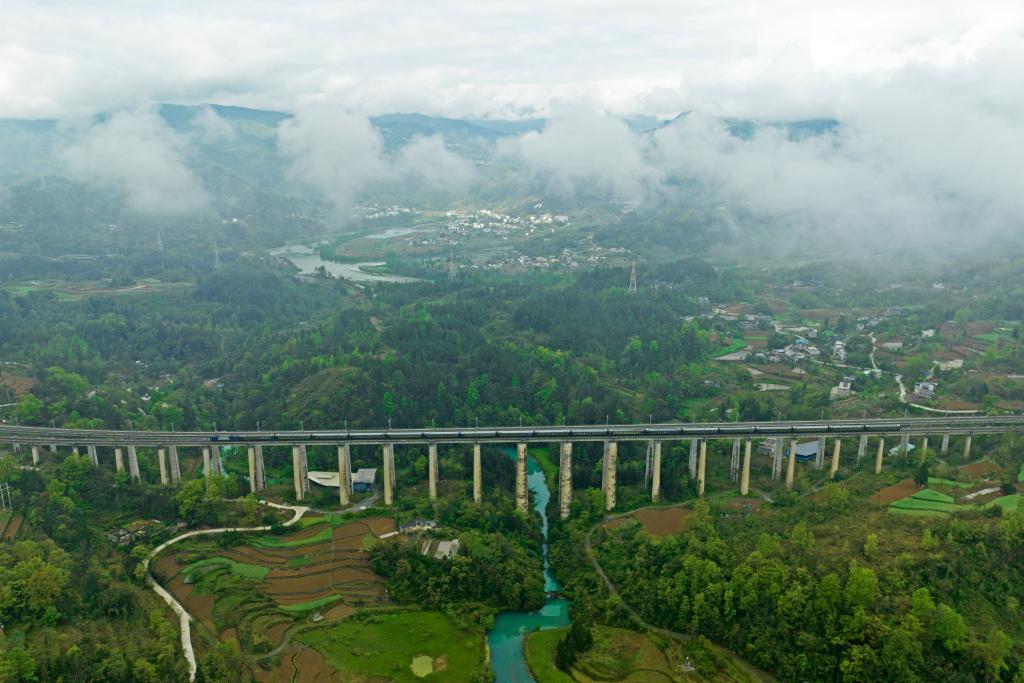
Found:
[1,0,1021,120]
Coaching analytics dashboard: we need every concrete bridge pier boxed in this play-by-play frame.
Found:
[158,448,169,485]
[601,442,609,493]
[49,444,57,453]
[875,438,885,474]
[382,443,394,506]
[472,443,482,504]
[771,438,784,480]
[115,448,125,473]
[247,447,258,494]
[899,434,910,458]
[921,437,929,457]
[428,443,439,501]
[11,443,18,453]
[644,440,653,485]
[697,440,707,496]
[169,446,181,485]
[688,439,698,479]
[730,438,741,482]
[31,445,40,466]
[338,445,352,507]
[87,445,98,466]
[516,443,529,512]
[964,435,972,459]
[291,446,304,501]
[127,448,139,480]
[211,446,224,477]
[830,439,841,479]
[203,448,212,478]
[785,439,797,490]
[72,447,79,457]
[857,435,867,460]
[651,441,662,503]
[389,446,396,494]
[559,442,573,518]
[815,436,826,470]
[252,445,263,490]
[299,445,309,495]
[603,441,617,511]
[941,433,950,454]
[740,439,752,496]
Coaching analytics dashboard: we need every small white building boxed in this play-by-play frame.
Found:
[830,380,853,400]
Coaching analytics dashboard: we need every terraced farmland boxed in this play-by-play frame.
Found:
[151,515,396,678]
[887,488,964,517]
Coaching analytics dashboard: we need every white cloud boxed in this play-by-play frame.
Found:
[0,1,1020,120]
[645,34,1024,247]
[501,102,656,200]
[193,105,236,143]
[61,108,208,215]
[277,105,389,211]
[393,135,476,194]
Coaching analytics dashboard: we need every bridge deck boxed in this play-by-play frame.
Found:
[1,415,1021,447]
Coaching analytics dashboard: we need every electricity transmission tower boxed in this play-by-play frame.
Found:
[628,259,637,293]
[0,482,11,511]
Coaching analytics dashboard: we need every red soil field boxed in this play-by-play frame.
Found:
[266,621,290,647]
[293,646,335,683]
[634,507,694,537]
[870,479,918,504]
[2,515,23,541]
[168,574,216,632]
[961,461,1005,479]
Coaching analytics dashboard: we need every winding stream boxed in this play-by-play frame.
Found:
[488,452,570,682]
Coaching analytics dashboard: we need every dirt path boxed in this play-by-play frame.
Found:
[583,507,777,682]
[144,500,309,682]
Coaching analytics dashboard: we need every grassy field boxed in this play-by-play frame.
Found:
[928,477,973,489]
[526,626,681,682]
[524,628,575,683]
[909,489,955,503]
[988,494,1021,511]
[185,557,269,581]
[296,610,484,682]
[250,527,331,548]
[573,627,676,682]
[889,498,958,513]
[279,595,343,613]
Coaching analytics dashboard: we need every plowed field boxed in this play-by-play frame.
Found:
[634,507,693,537]
[871,479,918,504]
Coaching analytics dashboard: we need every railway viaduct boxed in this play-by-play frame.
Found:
[2,415,1021,519]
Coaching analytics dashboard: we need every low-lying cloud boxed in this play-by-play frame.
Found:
[278,104,476,211]
[500,102,657,201]
[498,36,1024,249]
[61,108,208,215]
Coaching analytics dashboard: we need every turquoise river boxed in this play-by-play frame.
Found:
[488,451,571,682]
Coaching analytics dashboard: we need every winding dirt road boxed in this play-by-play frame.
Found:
[143,500,310,681]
